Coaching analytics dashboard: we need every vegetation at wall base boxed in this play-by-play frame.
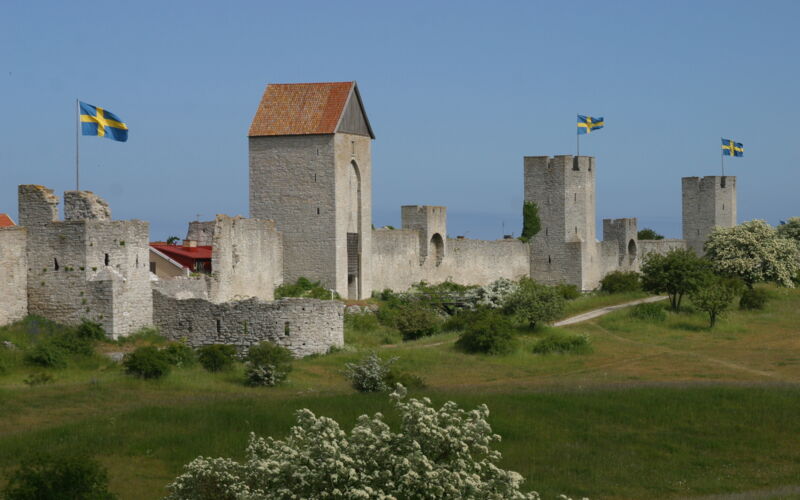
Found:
[275,277,339,300]
[519,201,541,243]
[599,270,642,294]
[197,344,237,372]
[3,452,116,500]
[244,342,293,386]
[123,346,171,379]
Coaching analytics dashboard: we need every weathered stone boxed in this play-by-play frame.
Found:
[64,191,111,221]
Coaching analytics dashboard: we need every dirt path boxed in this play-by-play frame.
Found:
[553,295,668,327]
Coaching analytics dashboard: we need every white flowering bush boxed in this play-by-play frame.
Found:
[777,216,800,242]
[704,220,800,287]
[244,364,283,387]
[344,352,396,392]
[464,278,520,309]
[166,385,543,499]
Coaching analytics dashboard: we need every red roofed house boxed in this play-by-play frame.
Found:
[0,214,16,228]
[249,81,374,299]
[150,240,211,277]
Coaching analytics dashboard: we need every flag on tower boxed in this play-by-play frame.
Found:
[79,102,128,142]
[577,115,604,134]
[721,138,743,157]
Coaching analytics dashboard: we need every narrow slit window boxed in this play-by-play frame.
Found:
[316,207,320,215]
[351,141,355,156]
[216,319,221,334]
[104,253,110,266]
[548,255,552,264]
[284,321,290,336]
[54,258,59,271]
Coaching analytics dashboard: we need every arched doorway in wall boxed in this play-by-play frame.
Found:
[346,160,362,299]
[628,239,637,265]
[430,233,444,266]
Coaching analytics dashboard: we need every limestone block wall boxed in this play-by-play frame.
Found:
[682,176,737,255]
[18,185,59,227]
[370,229,530,292]
[208,215,282,302]
[0,227,28,325]
[152,276,210,300]
[250,135,338,292]
[64,191,111,221]
[401,205,447,266]
[153,291,344,357]
[602,218,639,270]
[638,239,687,258]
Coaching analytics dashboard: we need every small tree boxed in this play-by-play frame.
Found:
[3,453,116,500]
[245,342,293,387]
[503,278,565,329]
[690,276,737,328]
[637,228,665,240]
[456,309,516,355]
[519,201,541,243]
[166,236,180,245]
[344,352,396,392]
[704,220,800,288]
[166,386,539,499]
[641,249,709,311]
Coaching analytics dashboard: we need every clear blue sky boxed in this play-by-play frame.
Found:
[2,1,798,240]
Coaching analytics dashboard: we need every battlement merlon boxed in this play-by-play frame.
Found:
[401,205,447,265]
[64,191,112,221]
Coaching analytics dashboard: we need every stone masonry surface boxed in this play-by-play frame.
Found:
[0,227,27,324]
[153,291,344,358]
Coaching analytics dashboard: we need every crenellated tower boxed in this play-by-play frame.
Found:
[682,176,736,255]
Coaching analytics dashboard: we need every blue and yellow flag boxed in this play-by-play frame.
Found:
[577,115,604,135]
[79,102,128,142]
[721,138,743,157]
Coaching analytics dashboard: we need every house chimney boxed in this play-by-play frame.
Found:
[183,239,197,248]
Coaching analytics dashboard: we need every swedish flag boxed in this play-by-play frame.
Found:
[721,138,743,157]
[79,102,128,142]
[577,115,604,135]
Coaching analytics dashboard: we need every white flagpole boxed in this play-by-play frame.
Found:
[76,99,80,190]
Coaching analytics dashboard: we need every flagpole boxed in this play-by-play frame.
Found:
[76,99,80,191]
[720,139,725,177]
[576,114,580,157]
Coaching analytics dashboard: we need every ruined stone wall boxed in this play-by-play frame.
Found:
[18,185,58,227]
[638,239,687,258]
[682,176,737,255]
[370,229,530,292]
[64,191,111,221]
[249,135,338,292]
[152,291,343,357]
[152,276,210,300]
[208,215,282,302]
[0,227,27,325]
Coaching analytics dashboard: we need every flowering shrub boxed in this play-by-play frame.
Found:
[503,278,565,329]
[244,342,293,387]
[166,385,542,499]
[464,278,520,309]
[344,352,396,392]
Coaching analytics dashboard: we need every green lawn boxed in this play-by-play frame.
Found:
[1,286,799,499]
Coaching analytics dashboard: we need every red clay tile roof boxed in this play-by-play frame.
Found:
[150,243,212,261]
[248,81,357,137]
[0,214,16,228]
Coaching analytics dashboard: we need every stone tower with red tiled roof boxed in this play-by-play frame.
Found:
[248,82,374,299]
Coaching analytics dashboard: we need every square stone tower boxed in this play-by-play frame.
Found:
[682,176,736,255]
[524,155,598,290]
[401,205,447,266]
[248,82,375,299]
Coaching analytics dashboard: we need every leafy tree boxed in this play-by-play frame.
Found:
[519,201,541,243]
[777,217,800,242]
[690,276,737,328]
[456,309,516,355]
[395,303,441,340]
[640,248,709,311]
[166,386,539,499]
[166,236,180,245]
[503,278,565,329]
[704,220,800,288]
[637,228,664,240]
[3,453,116,500]
[599,271,641,293]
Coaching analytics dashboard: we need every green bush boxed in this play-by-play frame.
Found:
[344,313,381,332]
[344,352,396,392]
[456,310,516,355]
[555,283,581,300]
[637,228,664,240]
[197,344,237,372]
[630,302,667,322]
[503,278,565,329]
[23,372,54,386]
[74,320,107,341]
[162,342,196,367]
[395,304,441,341]
[25,342,66,368]
[51,331,95,356]
[275,277,338,300]
[532,333,592,355]
[443,308,487,332]
[245,342,293,387]
[600,271,642,293]
[123,346,171,379]
[519,201,541,243]
[384,369,427,389]
[740,288,769,310]
[3,453,116,500]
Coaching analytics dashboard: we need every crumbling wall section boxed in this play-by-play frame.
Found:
[152,276,210,300]
[18,185,59,227]
[0,227,28,325]
[64,191,111,221]
[186,220,215,246]
[208,215,282,303]
[639,239,687,258]
[152,291,343,357]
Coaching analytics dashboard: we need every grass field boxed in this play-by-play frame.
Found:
[1,287,799,499]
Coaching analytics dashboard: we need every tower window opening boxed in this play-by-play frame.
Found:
[351,141,355,157]
[54,258,59,271]
[574,193,577,202]
[284,321,290,336]
[723,203,725,210]
[314,173,317,182]
[316,207,320,215]
[548,255,551,264]
[575,226,578,234]
[104,254,109,266]
[216,319,221,334]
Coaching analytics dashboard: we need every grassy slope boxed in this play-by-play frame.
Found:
[0,287,799,499]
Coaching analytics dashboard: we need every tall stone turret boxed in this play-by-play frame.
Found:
[248,82,375,299]
[524,155,598,290]
[682,176,736,255]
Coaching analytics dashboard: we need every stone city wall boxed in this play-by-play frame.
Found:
[638,239,687,258]
[370,229,530,292]
[0,227,28,325]
[152,276,210,300]
[152,291,343,358]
